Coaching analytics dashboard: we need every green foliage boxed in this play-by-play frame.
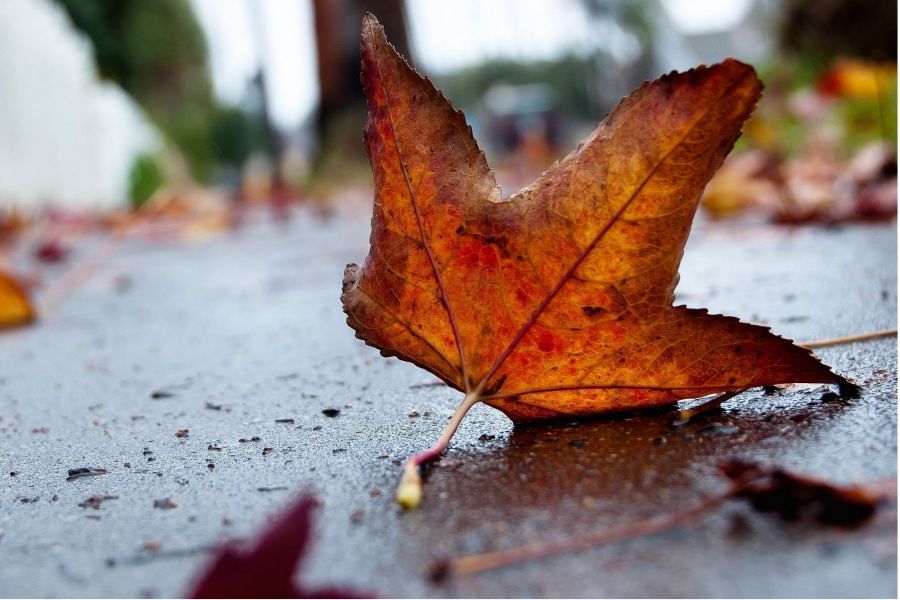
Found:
[837,90,897,150]
[128,153,163,208]
[749,56,898,159]
[51,0,129,84]
[210,106,271,169]
[118,1,212,107]
[54,0,210,99]
[52,0,227,182]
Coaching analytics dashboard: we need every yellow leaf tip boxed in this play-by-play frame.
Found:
[396,462,423,509]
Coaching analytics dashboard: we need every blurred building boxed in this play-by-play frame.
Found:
[0,0,159,209]
[653,0,778,72]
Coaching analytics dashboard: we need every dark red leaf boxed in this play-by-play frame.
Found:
[190,494,370,599]
[719,460,886,526]
[34,238,69,263]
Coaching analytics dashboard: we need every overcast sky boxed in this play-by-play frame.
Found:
[190,0,752,129]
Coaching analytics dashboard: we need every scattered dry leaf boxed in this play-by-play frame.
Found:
[34,238,69,263]
[0,271,35,329]
[189,495,369,598]
[719,459,887,525]
[78,495,118,510]
[701,150,785,218]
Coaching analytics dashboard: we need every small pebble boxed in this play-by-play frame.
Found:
[66,467,107,481]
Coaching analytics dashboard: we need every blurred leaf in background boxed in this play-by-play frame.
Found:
[702,0,897,223]
[0,271,35,329]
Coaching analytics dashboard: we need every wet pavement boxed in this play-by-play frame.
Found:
[0,206,896,598]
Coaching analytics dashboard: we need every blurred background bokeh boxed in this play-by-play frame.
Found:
[0,0,896,254]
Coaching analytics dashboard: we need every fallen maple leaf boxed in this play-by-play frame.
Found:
[190,495,369,598]
[342,15,854,508]
[0,271,36,329]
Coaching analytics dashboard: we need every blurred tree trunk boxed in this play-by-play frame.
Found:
[312,0,409,180]
[248,3,280,162]
[780,0,897,63]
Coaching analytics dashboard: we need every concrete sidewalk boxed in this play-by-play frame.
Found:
[0,207,896,597]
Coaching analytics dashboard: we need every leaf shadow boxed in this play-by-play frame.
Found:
[422,385,855,538]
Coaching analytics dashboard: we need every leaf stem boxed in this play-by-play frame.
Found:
[396,391,481,509]
[671,390,742,426]
[437,482,743,578]
[799,328,897,349]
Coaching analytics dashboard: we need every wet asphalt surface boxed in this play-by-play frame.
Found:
[0,207,896,598]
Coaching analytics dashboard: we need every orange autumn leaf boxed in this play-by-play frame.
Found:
[0,271,35,329]
[341,16,852,506]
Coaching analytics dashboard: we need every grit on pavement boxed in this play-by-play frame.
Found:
[1,204,896,598]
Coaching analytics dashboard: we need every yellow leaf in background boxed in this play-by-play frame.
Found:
[818,58,897,100]
[0,271,35,329]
